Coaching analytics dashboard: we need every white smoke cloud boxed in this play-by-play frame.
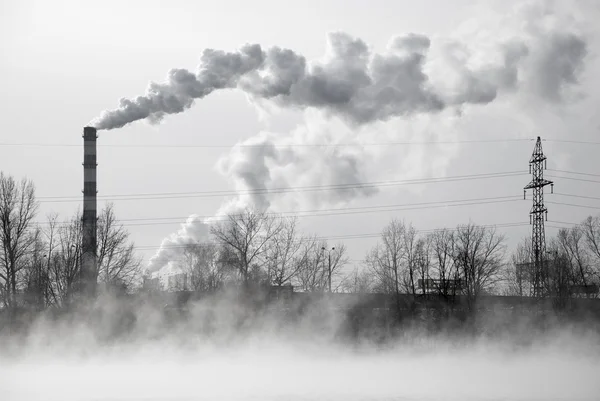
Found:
[146,214,211,274]
[214,113,379,217]
[91,1,589,131]
[134,0,593,273]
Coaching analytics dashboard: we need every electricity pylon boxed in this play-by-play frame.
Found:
[524,136,553,297]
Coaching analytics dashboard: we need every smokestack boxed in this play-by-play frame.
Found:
[82,126,97,297]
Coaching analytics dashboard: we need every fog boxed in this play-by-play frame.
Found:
[2,293,599,401]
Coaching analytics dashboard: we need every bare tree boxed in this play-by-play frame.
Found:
[546,239,574,306]
[0,172,38,307]
[339,266,374,293]
[502,236,532,296]
[48,213,83,305]
[414,237,431,295]
[428,229,460,299]
[452,223,506,309]
[179,242,225,292]
[580,215,600,289]
[294,238,348,292]
[22,227,47,309]
[96,204,142,292]
[557,226,593,290]
[210,208,282,284]
[294,237,327,292]
[581,215,600,263]
[266,216,304,286]
[366,219,405,296]
[401,223,419,296]
[325,243,350,292]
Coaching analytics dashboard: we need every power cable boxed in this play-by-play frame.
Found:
[554,192,600,202]
[546,201,600,211]
[0,138,533,149]
[548,169,600,178]
[132,221,530,251]
[546,175,600,184]
[33,195,523,227]
[544,139,600,145]
[37,170,527,203]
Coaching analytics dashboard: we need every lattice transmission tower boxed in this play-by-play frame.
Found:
[524,136,553,297]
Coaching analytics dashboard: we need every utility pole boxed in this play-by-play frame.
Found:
[322,246,335,292]
[524,136,553,298]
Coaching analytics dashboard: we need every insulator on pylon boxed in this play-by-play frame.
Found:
[545,159,547,169]
[551,183,554,194]
[545,210,548,221]
[529,164,531,174]
[524,190,526,200]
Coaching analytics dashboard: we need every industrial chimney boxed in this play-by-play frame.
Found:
[82,126,98,297]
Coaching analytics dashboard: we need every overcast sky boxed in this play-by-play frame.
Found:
[1,0,599,276]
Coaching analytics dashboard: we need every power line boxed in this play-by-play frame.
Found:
[0,138,533,149]
[4,138,598,150]
[548,220,582,226]
[33,195,523,227]
[547,169,600,178]
[546,175,600,184]
[37,170,527,203]
[546,201,600,211]
[133,221,531,251]
[554,192,600,202]
[545,139,600,145]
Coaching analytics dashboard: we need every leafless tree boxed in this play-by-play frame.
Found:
[294,237,327,292]
[179,242,225,292]
[48,213,83,305]
[414,237,431,295]
[325,243,350,292]
[365,219,405,297]
[401,223,419,296]
[580,215,600,288]
[452,223,506,309]
[557,226,591,288]
[502,236,532,296]
[546,239,574,305]
[428,229,460,299]
[210,208,283,284]
[0,172,38,307]
[581,216,600,263]
[294,238,348,292]
[339,266,374,293]
[96,204,142,292]
[266,216,305,286]
[22,227,47,309]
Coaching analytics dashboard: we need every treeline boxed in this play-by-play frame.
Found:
[0,172,140,309]
[2,171,599,313]
[151,206,600,310]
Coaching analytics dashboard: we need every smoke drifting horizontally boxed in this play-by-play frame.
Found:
[90,9,588,131]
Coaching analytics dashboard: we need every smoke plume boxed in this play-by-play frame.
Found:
[90,1,588,131]
[147,215,210,274]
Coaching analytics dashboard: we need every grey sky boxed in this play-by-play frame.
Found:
[1,0,599,276]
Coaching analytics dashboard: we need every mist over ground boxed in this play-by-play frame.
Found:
[2,291,599,401]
